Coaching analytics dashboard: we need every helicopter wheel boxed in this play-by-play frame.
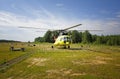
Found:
[68,46,70,49]
[51,46,54,48]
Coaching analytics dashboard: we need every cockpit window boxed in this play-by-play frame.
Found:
[64,37,70,42]
[60,37,71,42]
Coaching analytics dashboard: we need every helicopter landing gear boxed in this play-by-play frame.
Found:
[51,46,54,48]
[68,46,70,49]
[64,46,70,49]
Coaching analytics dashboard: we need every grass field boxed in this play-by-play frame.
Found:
[0,43,120,79]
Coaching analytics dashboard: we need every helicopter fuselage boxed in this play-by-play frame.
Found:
[53,35,71,48]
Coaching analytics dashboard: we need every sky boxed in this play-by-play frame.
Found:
[0,0,120,42]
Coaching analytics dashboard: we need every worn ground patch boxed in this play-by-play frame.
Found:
[46,68,87,78]
[46,68,72,78]
[7,77,14,79]
[95,56,113,60]
[71,72,86,76]
[46,68,72,75]
[72,56,113,65]
[26,58,48,67]
[115,64,120,67]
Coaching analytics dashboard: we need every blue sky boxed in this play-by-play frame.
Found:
[0,0,120,41]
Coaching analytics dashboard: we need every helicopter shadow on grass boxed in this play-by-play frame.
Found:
[68,47,83,50]
[56,47,82,50]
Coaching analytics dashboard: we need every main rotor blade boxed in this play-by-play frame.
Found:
[63,24,82,31]
[19,24,82,32]
[19,26,49,30]
[69,29,103,32]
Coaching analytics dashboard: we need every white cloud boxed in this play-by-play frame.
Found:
[56,3,64,7]
[0,9,76,41]
[116,14,120,18]
[100,10,110,14]
[0,8,120,41]
[79,19,120,35]
[115,12,120,18]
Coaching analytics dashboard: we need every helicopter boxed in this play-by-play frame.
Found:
[51,24,82,48]
[19,24,102,49]
[19,24,82,49]
[19,24,82,48]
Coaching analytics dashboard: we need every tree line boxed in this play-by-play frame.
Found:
[34,30,120,46]
[0,39,21,43]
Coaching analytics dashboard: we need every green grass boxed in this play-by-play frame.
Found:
[0,43,120,79]
[0,43,33,64]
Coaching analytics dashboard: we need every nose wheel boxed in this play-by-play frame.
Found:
[68,46,70,49]
[51,46,54,48]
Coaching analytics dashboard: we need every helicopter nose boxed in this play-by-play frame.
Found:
[66,42,69,45]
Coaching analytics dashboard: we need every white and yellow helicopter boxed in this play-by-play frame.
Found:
[51,24,82,48]
[19,24,102,49]
[19,24,82,49]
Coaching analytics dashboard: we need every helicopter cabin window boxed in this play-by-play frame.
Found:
[59,37,70,42]
[64,37,70,42]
